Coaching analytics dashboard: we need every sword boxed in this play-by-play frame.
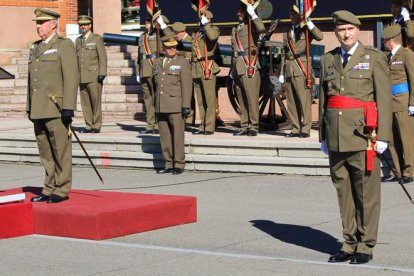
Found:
[48,94,104,185]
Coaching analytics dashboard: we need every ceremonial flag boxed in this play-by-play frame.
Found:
[191,0,210,14]
[406,0,413,10]
[239,0,260,10]
[296,0,317,26]
[147,0,161,19]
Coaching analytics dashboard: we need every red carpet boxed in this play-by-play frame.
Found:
[0,187,197,240]
[0,202,33,239]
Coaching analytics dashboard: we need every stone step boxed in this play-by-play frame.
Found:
[0,134,331,175]
[0,94,26,104]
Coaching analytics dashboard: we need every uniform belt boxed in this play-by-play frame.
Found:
[286,53,304,60]
[234,50,257,58]
[392,83,409,95]
[142,53,158,60]
[192,55,214,62]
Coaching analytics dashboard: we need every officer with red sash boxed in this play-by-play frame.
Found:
[319,10,392,264]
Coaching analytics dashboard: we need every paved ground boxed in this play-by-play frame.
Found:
[0,163,413,275]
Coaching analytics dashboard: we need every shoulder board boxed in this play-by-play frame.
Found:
[364,45,381,53]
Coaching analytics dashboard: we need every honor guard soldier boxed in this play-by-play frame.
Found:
[281,5,323,138]
[28,8,79,204]
[381,25,414,184]
[153,34,192,174]
[389,0,414,48]
[76,15,107,134]
[319,11,392,264]
[231,2,265,136]
[192,10,221,135]
[172,21,195,128]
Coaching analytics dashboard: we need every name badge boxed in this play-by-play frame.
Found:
[352,63,370,70]
[169,65,181,70]
[43,49,57,55]
[392,61,403,65]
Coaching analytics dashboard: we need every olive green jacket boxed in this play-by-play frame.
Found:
[319,42,393,152]
[27,34,79,119]
[75,32,107,84]
[137,32,162,78]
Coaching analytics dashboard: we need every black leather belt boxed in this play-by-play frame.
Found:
[142,53,158,60]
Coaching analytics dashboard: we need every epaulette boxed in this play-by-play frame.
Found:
[364,45,381,53]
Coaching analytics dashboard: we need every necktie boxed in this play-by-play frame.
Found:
[342,53,350,68]
[388,52,393,63]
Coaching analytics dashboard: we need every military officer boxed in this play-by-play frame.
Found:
[231,2,265,136]
[75,15,107,134]
[389,0,414,48]
[153,34,192,174]
[319,10,392,264]
[381,25,414,184]
[280,5,323,138]
[27,8,79,204]
[172,21,195,128]
[192,10,220,135]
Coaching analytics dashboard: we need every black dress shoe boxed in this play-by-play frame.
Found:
[173,168,184,175]
[46,194,68,204]
[233,130,248,136]
[285,133,300,138]
[349,253,372,264]
[92,129,101,133]
[381,175,397,182]
[401,176,413,184]
[248,130,258,136]
[140,129,157,134]
[204,131,214,135]
[157,168,173,174]
[300,133,310,138]
[31,194,50,202]
[192,130,204,135]
[328,251,354,263]
[82,129,93,133]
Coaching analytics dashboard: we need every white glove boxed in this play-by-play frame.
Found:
[306,17,315,30]
[409,105,414,116]
[401,7,411,21]
[156,16,167,29]
[136,76,141,84]
[278,75,285,84]
[375,140,388,154]
[200,15,209,26]
[320,141,329,155]
[246,4,258,20]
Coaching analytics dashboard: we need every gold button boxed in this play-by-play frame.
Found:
[34,89,37,92]
[341,88,344,91]
[160,91,163,94]
[341,76,344,79]
[35,69,38,72]
[34,79,37,82]
[36,59,39,62]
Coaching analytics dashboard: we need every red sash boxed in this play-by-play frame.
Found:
[143,34,154,65]
[327,95,378,171]
[235,32,258,78]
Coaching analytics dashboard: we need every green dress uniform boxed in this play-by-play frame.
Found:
[137,31,161,131]
[319,41,392,255]
[27,33,79,198]
[281,24,323,136]
[153,50,192,170]
[192,23,221,133]
[179,33,195,126]
[231,17,265,133]
[385,43,414,179]
[75,31,107,132]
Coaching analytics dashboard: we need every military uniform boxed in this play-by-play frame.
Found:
[388,0,414,48]
[281,12,323,137]
[231,13,265,135]
[75,16,107,133]
[382,25,414,181]
[153,36,192,171]
[192,11,221,134]
[319,11,392,260]
[27,9,79,200]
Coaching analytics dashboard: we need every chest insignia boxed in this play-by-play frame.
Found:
[352,63,370,70]
[169,65,181,70]
[391,61,403,65]
[43,49,57,55]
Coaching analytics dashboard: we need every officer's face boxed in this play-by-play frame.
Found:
[145,21,152,32]
[290,11,301,25]
[334,24,360,51]
[36,20,56,40]
[237,9,245,22]
[391,4,402,17]
[79,23,91,34]
[383,38,392,51]
[164,46,177,58]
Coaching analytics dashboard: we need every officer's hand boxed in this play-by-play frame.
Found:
[246,4,258,20]
[136,76,141,84]
[408,105,414,116]
[182,107,191,118]
[61,109,74,128]
[97,75,106,83]
[278,75,285,84]
[401,7,411,21]
[320,141,329,155]
[156,16,167,29]
[375,140,388,154]
[200,15,209,26]
[306,17,315,30]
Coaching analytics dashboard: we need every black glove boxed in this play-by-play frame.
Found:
[61,109,74,127]
[182,108,191,118]
[97,75,106,83]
